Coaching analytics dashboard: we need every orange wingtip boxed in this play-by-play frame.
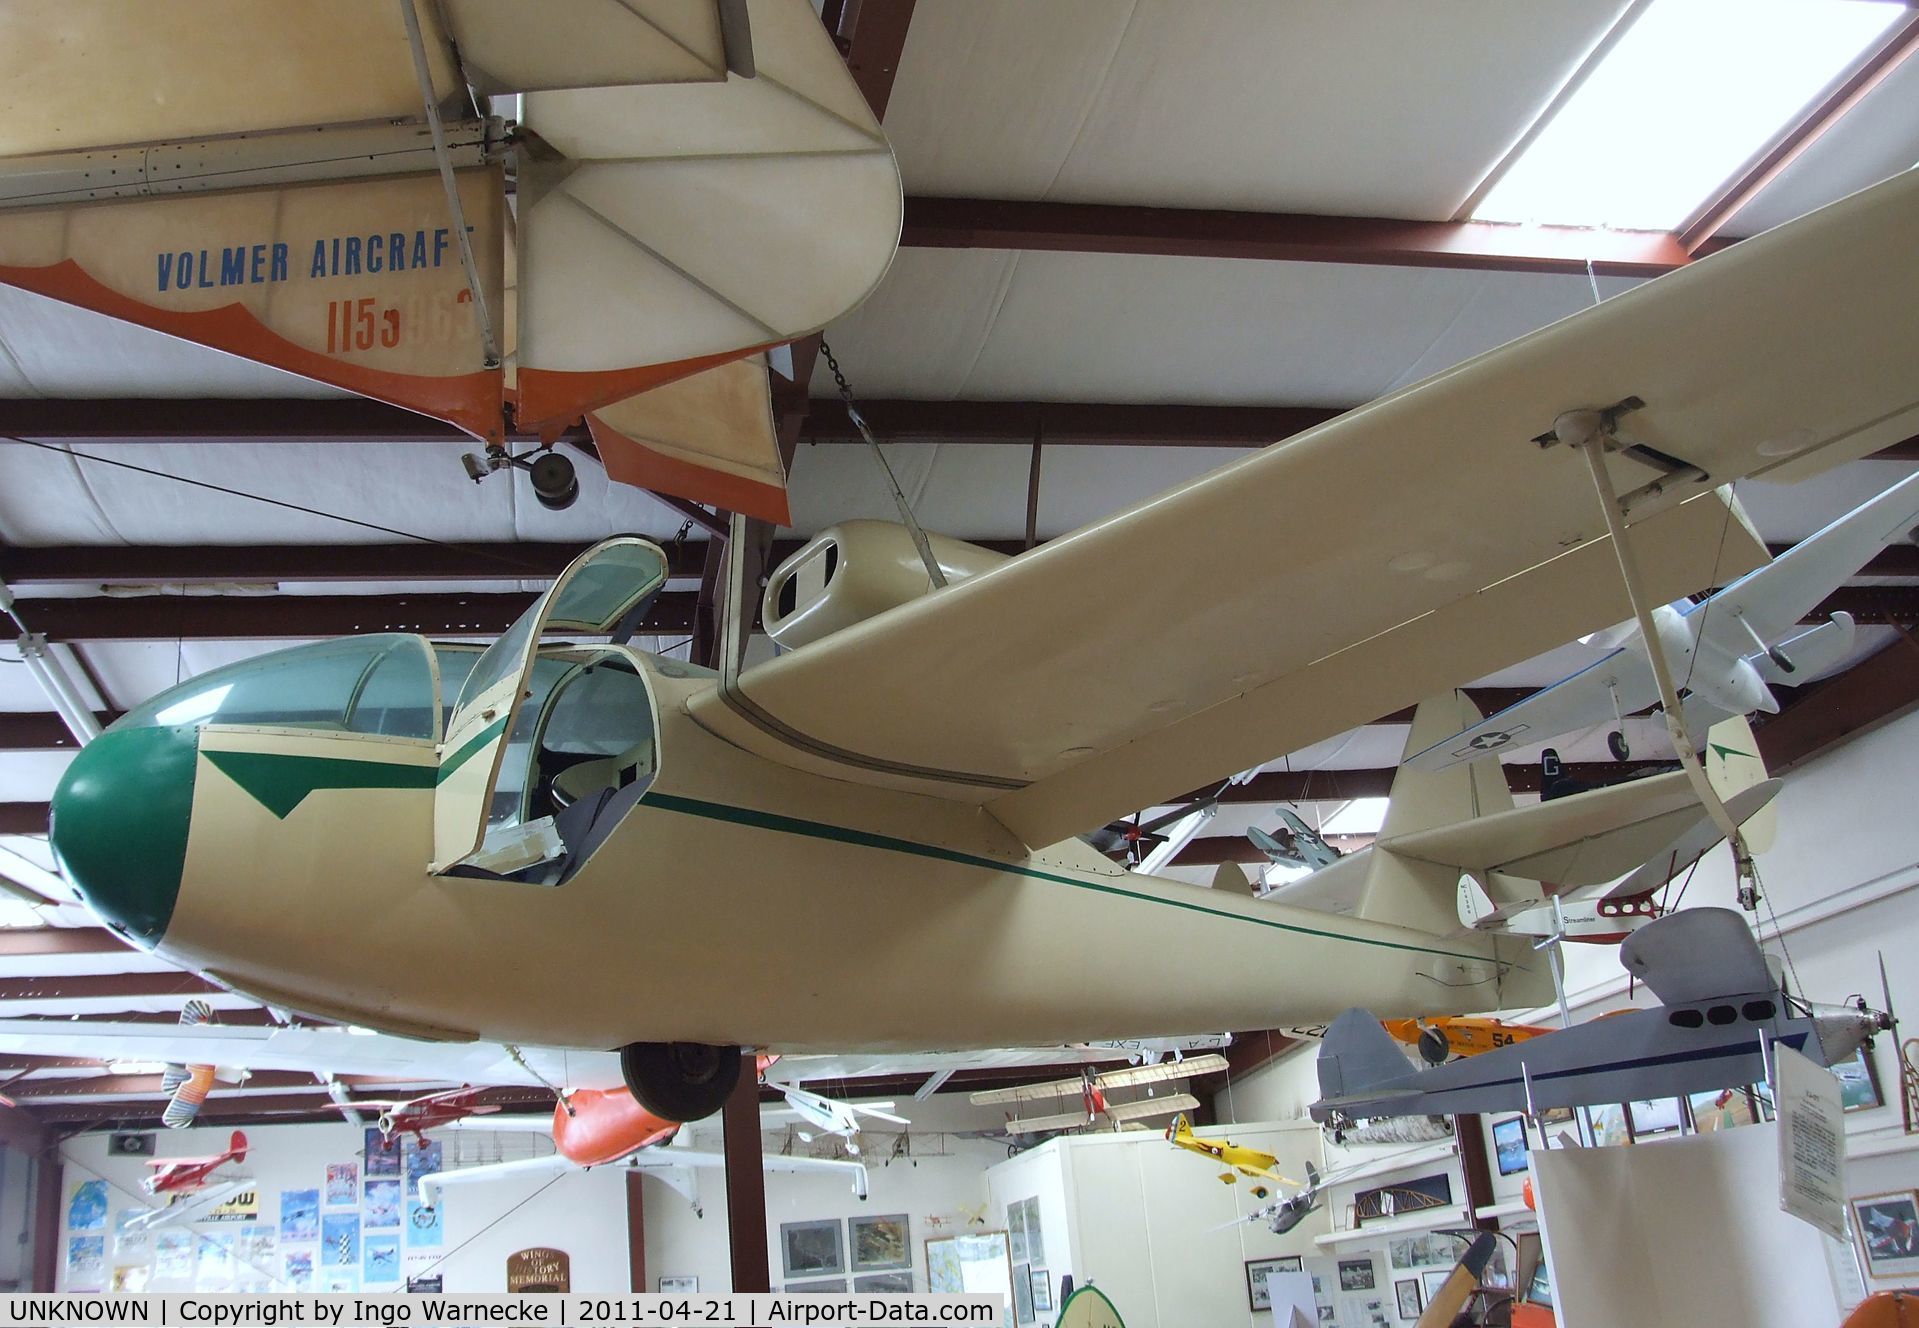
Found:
[588,414,792,526]
[517,342,778,435]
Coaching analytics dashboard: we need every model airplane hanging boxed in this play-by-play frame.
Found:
[1381,1016,1554,1067]
[156,999,249,1128]
[0,0,901,523]
[45,160,1919,1122]
[140,1130,250,1198]
[1164,1115,1296,1192]
[1218,1160,1333,1236]
[1311,908,1892,1123]
[969,1057,1228,1138]
[1248,811,1342,871]
[764,1082,908,1155]
[328,1085,505,1148]
[1406,470,1919,767]
[417,1084,869,1214]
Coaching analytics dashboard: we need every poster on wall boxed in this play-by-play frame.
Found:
[114,1207,153,1264]
[67,1180,108,1231]
[110,1265,150,1293]
[204,1188,260,1223]
[407,1198,443,1248]
[154,1230,196,1282]
[364,1179,402,1229]
[506,1247,571,1293]
[404,1138,443,1187]
[282,1251,314,1291]
[196,1233,235,1289]
[326,1162,359,1207]
[365,1234,402,1284]
[321,1212,361,1271]
[850,1214,911,1272]
[280,1190,320,1243]
[365,1128,402,1177]
[65,1235,106,1290]
[320,1268,359,1293]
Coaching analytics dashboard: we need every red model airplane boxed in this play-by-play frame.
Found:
[333,1086,505,1148]
[141,1131,247,1196]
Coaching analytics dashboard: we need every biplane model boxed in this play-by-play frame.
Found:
[33,1,1919,1121]
[1165,1114,1298,1192]
[969,1057,1229,1139]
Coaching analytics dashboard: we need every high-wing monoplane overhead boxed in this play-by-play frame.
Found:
[0,0,900,522]
[45,164,1919,1121]
[1405,471,1919,768]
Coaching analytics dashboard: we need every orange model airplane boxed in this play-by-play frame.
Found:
[1383,1016,1554,1066]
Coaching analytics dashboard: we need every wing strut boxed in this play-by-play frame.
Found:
[1551,406,1757,909]
[397,0,500,370]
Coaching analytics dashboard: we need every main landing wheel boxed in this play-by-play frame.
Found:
[620,1041,741,1121]
[1607,729,1631,761]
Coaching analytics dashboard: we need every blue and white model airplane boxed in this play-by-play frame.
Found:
[1404,472,1919,768]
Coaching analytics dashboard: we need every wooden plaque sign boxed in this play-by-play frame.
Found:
[507,1247,570,1293]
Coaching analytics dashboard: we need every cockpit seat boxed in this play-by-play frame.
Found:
[549,738,654,810]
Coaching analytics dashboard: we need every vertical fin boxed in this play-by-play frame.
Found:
[1381,693,1515,839]
[1211,862,1254,897]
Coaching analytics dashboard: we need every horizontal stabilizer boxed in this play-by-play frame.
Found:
[1601,777,1780,901]
[1385,770,1711,886]
[1317,1009,1414,1101]
[1619,908,1774,1004]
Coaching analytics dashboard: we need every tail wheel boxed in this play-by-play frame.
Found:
[619,1042,742,1121]
[1607,730,1631,761]
[1417,1027,1452,1066]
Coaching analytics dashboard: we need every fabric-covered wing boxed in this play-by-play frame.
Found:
[1091,1054,1229,1090]
[695,179,1919,846]
[1401,644,1656,771]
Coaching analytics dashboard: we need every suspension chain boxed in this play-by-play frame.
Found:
[820,340,948,590]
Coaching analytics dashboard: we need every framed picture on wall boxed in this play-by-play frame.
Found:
[1626,1098,1683,1138]
[1420,1269,1451,1305]
[779,1219,845,1280]
[849,1214,912,1272]
[1030,1266,1052,1313]
[853,1273,913,1293]
[1852,1191,1919,1279]
[657,1276,696,1293]
[1012,1262,1034,1324]
[1834,1046,1883,1112]
[1338,1258,1377,1291]
[1246,1257,1295,1312]
[1491,1117,1529,1175]
[1395,1279,1421,1319]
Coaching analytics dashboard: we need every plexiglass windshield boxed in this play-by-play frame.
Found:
[114,636,438,739]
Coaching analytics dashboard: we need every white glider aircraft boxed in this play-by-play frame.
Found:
[1406,470,1919,768]
[14,8,1919,1123]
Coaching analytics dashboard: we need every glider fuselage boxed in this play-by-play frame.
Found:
[53,642,1538,1057]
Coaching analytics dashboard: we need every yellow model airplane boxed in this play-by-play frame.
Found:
[1165,1115,1294,1192]
[23,9,1919,1125]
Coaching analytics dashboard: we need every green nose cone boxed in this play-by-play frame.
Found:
[50,725,197,948]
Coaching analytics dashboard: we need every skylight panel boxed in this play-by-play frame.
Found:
[1475,0,1900,230]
